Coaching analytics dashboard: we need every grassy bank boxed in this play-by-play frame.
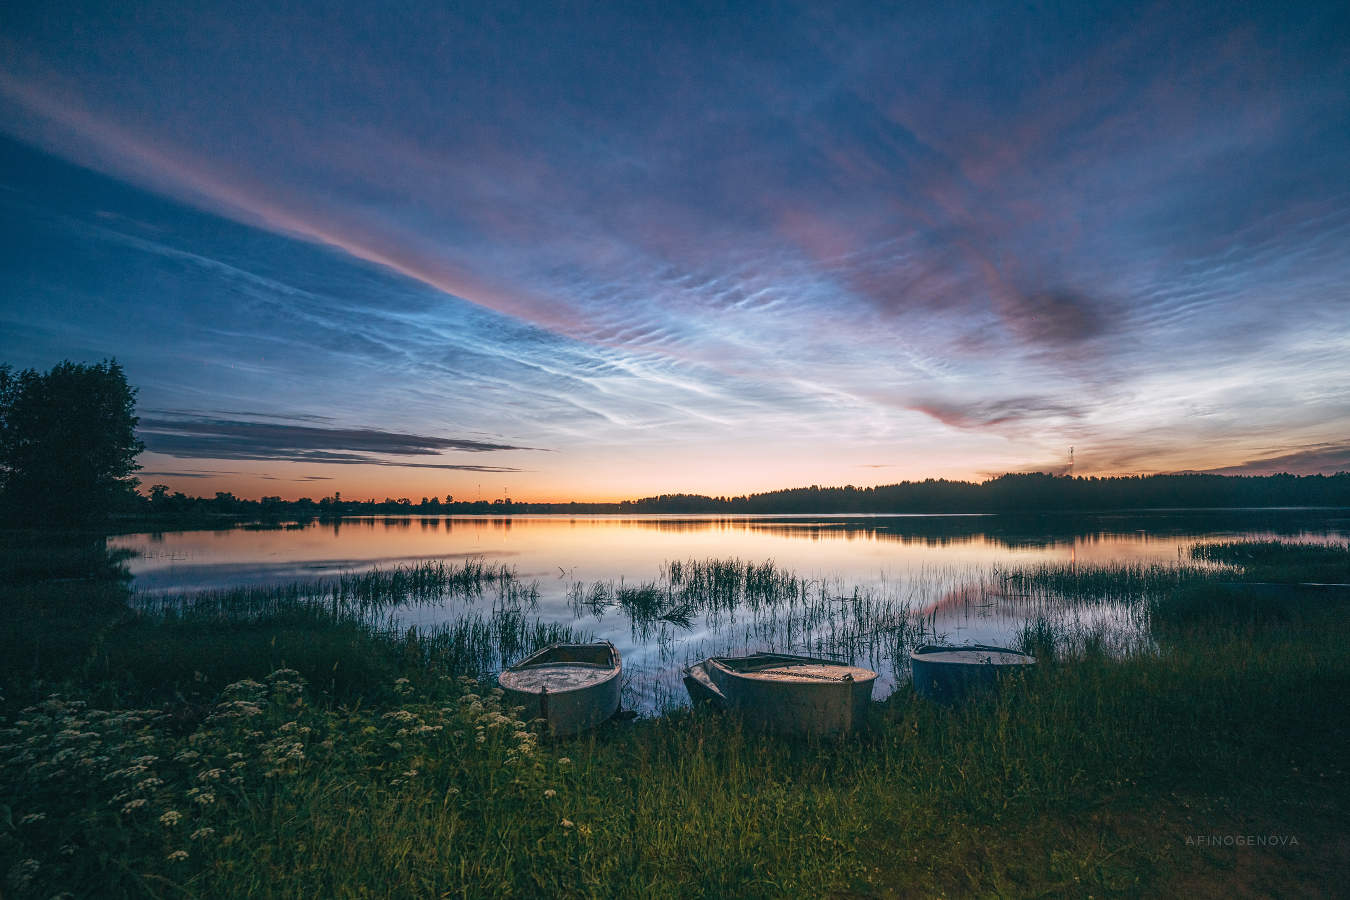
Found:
[1,538,1347,897]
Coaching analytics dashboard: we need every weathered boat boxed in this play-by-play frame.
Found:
[910,644,1036,701]
[682,651,877,734]
[498,642,622,736]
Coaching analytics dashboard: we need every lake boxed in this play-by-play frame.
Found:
[112,509,1350,711]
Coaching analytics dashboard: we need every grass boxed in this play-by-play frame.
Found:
[1,535,1347,897]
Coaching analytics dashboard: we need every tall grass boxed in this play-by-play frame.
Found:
[136,558,523,621]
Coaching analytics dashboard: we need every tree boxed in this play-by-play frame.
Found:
[0,359,144,526]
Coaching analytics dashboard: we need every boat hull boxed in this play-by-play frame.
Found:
[684,652,876,735]
[499,642,622,736]
[910,644,1036,702]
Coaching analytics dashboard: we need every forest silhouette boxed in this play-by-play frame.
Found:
[136,471,1350,524]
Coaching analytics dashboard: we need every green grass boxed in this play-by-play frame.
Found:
[1,537,1348,897]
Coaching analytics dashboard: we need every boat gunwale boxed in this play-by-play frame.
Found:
[910,643,1036,665]
[706,653,878,685]
[500,642,621,697]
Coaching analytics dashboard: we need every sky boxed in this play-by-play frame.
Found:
[1,1,1348,502]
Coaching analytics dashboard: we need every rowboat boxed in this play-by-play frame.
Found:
[498,642,622,736]
[683,651,877,734]
[910,644,1036,701]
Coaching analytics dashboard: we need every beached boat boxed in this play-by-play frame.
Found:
[499,642,622,736]
[910,644,1036,701]
[682,651,877,734]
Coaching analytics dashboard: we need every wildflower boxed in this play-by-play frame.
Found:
[159,810,182,827]
[560,818,574,828]
[121,798,147,814]
[543,789,556,799]
[197,768,224,781]
[191,827,216,841]
[137,776,165,790]
[8,858,39,889]
[192,792,216,806]
[557,757,571,766]
[402,768,418,778]
[166,850,189,862]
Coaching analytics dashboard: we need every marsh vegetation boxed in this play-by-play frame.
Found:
[1,532,1346,897]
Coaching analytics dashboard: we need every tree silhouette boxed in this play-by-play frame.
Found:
[0,359,144,526]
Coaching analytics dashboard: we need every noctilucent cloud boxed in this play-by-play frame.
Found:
[2,1,1348,500]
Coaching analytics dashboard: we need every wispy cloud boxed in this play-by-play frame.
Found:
[908,397,1085,431]
[139,414,538,472]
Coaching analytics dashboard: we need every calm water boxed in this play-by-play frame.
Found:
[113,509,1349,711]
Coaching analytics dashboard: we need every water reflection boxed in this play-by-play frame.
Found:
[113,510,1347,712]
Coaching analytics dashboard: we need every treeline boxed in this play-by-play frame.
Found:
[616,473,1350,513]
[127,472,1350,524]
[132,487,620,522]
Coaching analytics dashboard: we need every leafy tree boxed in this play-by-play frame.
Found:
[0,359,144,526]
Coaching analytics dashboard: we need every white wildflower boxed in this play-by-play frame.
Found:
[159,810,182,826]
[166,849,189,862]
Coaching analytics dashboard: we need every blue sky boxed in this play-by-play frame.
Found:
[2,1,1348,499]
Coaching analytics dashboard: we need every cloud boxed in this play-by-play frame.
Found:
[995,288,1115,347]
[1200,443,1350,476]
[909,396,1084,430]
[138,414,538,471]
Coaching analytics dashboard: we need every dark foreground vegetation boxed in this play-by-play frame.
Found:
[1,535,1347,898]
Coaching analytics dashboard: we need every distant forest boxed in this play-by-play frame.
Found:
[131,472,1350,523]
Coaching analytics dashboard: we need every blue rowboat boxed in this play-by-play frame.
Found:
[910,644,1035,701]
